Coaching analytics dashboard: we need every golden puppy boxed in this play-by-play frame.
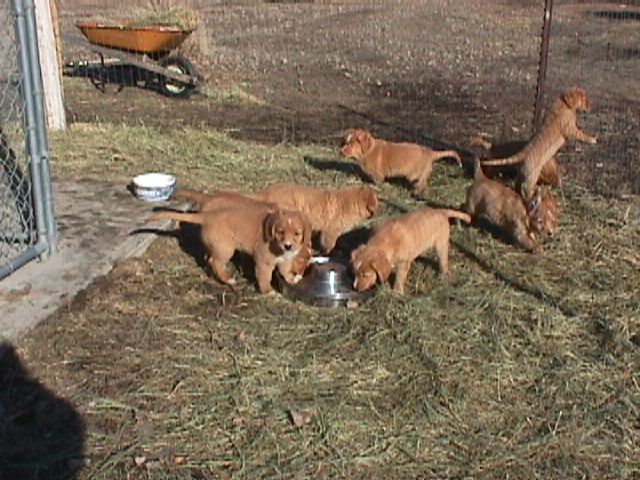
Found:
[249,183,380,254]
[350,208,471,294]
[279,244,314,284]
[150,204,312,294]
[465,157,556,253]
[481,87,597,199]
[340,128,462,195]
[175,184,380,254]
[470,136,561,187]
[172,189,310,285]
[529,185,560,240]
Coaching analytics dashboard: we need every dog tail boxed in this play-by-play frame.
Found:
[442,208,471,223]
[481,151,523,167]
[173,189,214,207]
[149,211,206,225]
[432,149,463,166]
[442,209,472,224]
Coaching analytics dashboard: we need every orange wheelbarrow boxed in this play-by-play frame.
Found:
[66,21,201,98]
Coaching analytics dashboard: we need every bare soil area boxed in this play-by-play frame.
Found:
[59,0,640,196]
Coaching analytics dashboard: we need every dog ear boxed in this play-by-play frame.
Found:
[263,210,281,243]
[363,187,380,215]
[370,254,392,282]
[356,130,373,151]
[350,245,365,270]
[527,188,543,217]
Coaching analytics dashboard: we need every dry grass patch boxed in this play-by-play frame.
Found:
[14,122,640,479]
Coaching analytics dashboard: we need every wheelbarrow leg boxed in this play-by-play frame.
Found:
[88,51,107,93]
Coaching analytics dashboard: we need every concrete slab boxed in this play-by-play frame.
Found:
[0,179,172,341]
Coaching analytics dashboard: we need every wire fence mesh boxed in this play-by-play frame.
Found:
[544,0,640,196]
[0,0,37,265]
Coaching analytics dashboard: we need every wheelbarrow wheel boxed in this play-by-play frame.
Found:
[159,55,197,98]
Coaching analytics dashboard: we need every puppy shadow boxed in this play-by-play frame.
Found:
[303,155,370,183]
[385,176,418,193]
[132,220,258,286]
[469,218,521,249]
[331,226,375,257]
[0,342,86,479]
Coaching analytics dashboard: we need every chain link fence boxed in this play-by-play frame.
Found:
[1,0,33,259]
[1,0,57,279]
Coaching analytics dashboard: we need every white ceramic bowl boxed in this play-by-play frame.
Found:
[132,173,176,202]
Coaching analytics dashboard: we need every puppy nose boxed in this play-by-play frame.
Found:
[284,243,292,251]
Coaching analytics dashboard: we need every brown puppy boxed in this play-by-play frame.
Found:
[281,244,314,284]
[172,189,312,284]
[175,184,380,254]
[249,183,380,254]
[470,136,561,187]
[466,157,554,253]
[481,87,597,199]
[150,205,312,294]
[529,185,560,240]
[350,208,471,294]
[340,129,463,195]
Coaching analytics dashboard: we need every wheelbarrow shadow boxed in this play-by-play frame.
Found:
[64,61,170,97]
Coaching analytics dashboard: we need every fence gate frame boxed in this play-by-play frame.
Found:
[1,0,57,280]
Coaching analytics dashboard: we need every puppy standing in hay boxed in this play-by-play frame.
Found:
[465,157,558,253]
[172,189,311,284]
[175,183,380,254]
[149,205,312,294]
[350,208,471,295]
[340,128,463,196]
[481,87,597,199]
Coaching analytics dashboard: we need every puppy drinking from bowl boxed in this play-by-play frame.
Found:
[350,207,471,295]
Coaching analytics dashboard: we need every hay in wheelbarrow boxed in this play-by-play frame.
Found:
[126,6,200,31]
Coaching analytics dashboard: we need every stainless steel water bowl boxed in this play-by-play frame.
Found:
[279,256,376,307]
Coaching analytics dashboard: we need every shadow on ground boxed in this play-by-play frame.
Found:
[0,342,86,479]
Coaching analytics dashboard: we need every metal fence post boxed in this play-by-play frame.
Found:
[0,0,57,278]
[533,0,554,132]
[23,0,58,253]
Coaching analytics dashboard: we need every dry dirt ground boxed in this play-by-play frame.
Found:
[58,0,640,196]
[3,1,639,479]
